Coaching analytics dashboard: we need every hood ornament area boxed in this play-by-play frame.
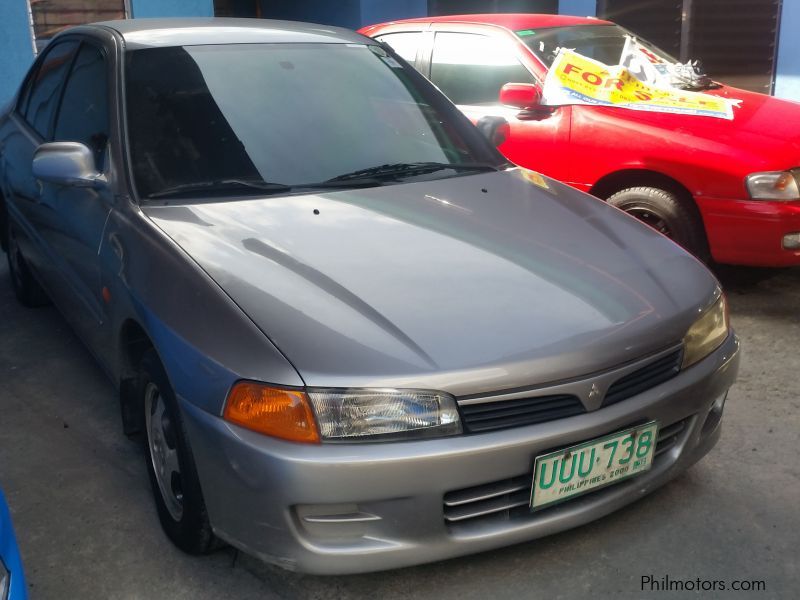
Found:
[588,383,602,402]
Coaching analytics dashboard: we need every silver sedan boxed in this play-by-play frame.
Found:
[0,19,739,574]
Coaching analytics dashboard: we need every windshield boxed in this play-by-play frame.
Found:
[125,43,503,200]
[519,24,677,69]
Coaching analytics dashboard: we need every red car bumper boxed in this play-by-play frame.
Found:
[696,196,800,267]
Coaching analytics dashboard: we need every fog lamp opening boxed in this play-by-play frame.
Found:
[782,232,800,249]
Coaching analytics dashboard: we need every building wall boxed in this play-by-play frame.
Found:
[361,0,427,26]
[558,0,596,16]
[259,0,362,28]
[2,0,798,107]
[258,0,426,29]
[775,1,800,101]
[131,0,214,18]
[0,1,35,107]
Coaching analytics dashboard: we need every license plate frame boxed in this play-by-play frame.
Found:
[530,421,660,512]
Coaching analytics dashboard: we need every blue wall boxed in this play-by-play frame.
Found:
[260,0,362,28]
[361,0,428,26]
[0,1,35,107]
[558,0,596,17]
[131,0,214,18]
[775,1,800,100]
[260,0,426,29]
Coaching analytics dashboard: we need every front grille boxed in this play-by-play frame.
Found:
[459,394,585,433]
[458,349,683,435]
[443,475,531,523]
[443,417,689,527]
[603,350,683,407]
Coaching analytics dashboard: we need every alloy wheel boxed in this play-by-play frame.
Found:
[625,205,673,237]
[145,382,184,521]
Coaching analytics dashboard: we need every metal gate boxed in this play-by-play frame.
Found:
[599,0,782,94]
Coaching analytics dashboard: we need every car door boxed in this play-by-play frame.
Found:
[39,40,114,350]
[1,40,80,286]
[424,27,572,181]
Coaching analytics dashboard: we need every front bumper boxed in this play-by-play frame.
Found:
[181,334,740,575]
[696,196,800,266]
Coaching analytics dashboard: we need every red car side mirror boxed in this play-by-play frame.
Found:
[499,83,543,111]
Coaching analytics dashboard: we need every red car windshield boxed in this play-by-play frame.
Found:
[518,24,676,69]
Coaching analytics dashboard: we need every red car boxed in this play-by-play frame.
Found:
[360,14,800,266]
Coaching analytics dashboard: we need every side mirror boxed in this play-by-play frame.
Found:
[32,142,106,188]
[476,115,510,147]
[499,83,543,111]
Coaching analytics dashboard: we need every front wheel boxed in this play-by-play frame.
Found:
[139,349,220,554]
[606,186,709,261]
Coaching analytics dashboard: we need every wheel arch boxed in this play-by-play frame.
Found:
[119,317,155,436]
[589,169,695,203]
[590,168,711,259]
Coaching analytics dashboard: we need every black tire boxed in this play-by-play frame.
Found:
[138,349,220,554]
[6,220,49,307]
[607,186,709,261]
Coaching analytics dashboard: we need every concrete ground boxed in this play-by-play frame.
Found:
[0,257,798,600]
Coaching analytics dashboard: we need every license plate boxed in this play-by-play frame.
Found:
[530,421,659,511]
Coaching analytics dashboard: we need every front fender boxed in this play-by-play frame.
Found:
[99,202,304,417]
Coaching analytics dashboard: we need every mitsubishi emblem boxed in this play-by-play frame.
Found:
[588,383,602,403]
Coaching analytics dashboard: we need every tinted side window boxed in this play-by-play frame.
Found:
[54,44,109,167]
[24,41,79,138]
[375,32,423,68]
[430,32,534,105]
[16,68,37,116]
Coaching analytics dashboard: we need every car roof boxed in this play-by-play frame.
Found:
[86,17,369,49]
[366,13,611,31]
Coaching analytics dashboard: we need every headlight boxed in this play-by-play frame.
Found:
[308,389,462,441]
[223,382,462,443]
[745,171,800,200]
[682,294,729,369]
[0,557,9,600]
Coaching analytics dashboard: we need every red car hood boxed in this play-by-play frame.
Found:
[707,85,800,148]
[583,84,800,173]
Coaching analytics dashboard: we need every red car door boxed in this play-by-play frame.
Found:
[423,25,572,181]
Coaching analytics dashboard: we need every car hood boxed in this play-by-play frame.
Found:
[697,85,800,151]
[144,169,718,396]
[593,85,800,168]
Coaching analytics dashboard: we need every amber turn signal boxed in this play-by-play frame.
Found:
[223,382,320,443]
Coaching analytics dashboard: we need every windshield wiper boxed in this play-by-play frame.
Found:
[147,163,503,200]
[325,162,501,183]
[148,178,293,200]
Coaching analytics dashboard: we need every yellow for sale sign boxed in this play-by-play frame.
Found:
[542,49,738,120]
